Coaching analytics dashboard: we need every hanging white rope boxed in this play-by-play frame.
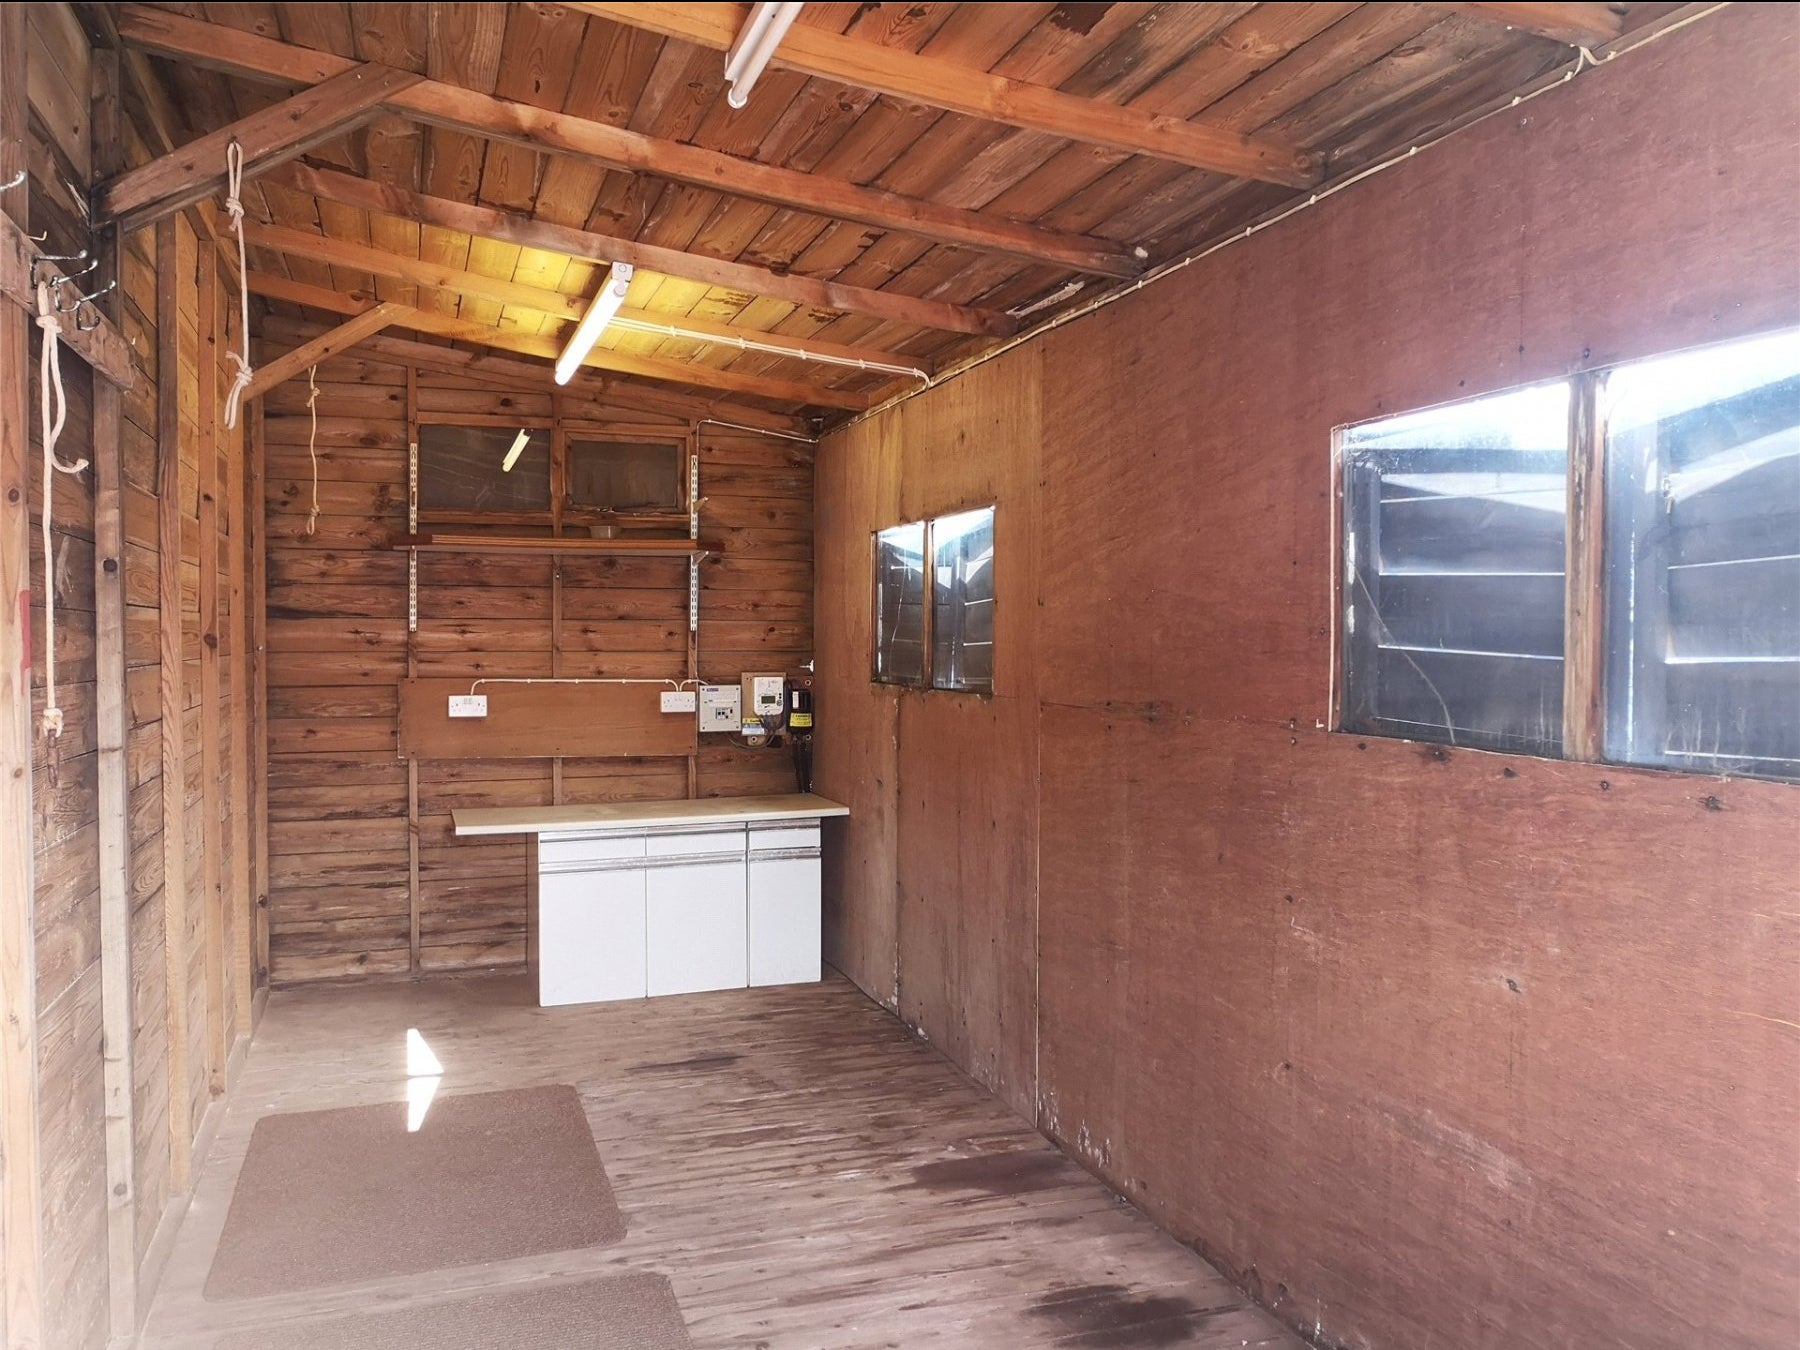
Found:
[305,364,320,536]
[222,139,254,429]
[35,278,90,743]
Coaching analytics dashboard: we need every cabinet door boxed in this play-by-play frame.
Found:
[537,867,647,1006]
[749,854,821,987]
[645,858,748,996]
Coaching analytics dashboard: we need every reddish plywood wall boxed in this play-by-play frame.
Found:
[815,10,1800,1349]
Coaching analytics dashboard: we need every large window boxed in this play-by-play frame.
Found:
[1339,328,1799,781]
[418,424,552,515]
[567,438,684,513]
[873,506,996,694]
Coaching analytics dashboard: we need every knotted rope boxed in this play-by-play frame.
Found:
[222,139,254,429]
[305,364,320,536]
[36,278,89,745]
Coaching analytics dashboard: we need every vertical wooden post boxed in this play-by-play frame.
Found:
[156,216,193,1190]
[0,9,44,1343]
[197,248,226,1092]
[91,42,140,1341]
[226,284,254,1031]
[248,403,270,989]
[550,388,564,806]
[1564,371,1606,762]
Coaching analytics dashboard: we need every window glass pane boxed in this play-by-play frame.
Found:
[874,523,926,685]
[1602,329,1800,780]
[568,439,684,512]
[931,506,995,693]
[1341,382,1570,755]
[419,425,551,513]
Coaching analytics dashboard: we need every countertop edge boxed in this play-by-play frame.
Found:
[451,794,850,836]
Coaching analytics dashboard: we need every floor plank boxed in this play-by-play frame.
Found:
[139,972,1300,1349]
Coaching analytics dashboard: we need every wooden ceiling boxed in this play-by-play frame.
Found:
[111,1,1690,425]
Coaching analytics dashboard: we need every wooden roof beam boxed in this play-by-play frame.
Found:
[570,2,1320,188]
[268,161,1013,339]
[240,225,932,375]
[246,302,405,399]
[94,61,422,234]
[1441,3,1625,45]
[113,5,1145,279]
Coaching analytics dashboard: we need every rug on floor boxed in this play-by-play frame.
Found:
[204,1083,626,1300]
[211,1273,693,1349]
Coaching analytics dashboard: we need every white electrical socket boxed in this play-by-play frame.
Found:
[660,690,697,713]
[447,694,488,718]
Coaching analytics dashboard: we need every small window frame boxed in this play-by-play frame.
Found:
[871,505,997,696]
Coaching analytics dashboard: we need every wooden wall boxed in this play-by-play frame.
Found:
[4,7,261,1345]
[259,337,813,983]
[815,10,1800,1350]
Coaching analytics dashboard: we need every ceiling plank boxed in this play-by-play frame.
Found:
[113,4,1146,279]
[269,161,1013,338]
[1440,3,1625,45]
[241,230,931,374]
[569,2,1320,188]
[246,302,406,398]
[94,60,423,234]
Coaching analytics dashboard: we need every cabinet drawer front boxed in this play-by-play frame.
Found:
[539,832,646,869]
[748,824,820,857]
[644,826,746,860]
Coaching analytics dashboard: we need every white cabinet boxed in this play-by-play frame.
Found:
[646,856,749,996]
[536,856,646,1007]
[749,825,821,987]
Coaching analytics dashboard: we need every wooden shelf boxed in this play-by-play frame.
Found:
[387,532,719,556]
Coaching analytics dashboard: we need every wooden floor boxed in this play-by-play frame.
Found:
[139,972,1301,1349]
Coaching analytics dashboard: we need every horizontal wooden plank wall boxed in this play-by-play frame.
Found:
[7,7,262,1343]
[261,348,812,982]
[815,10,1800,1350]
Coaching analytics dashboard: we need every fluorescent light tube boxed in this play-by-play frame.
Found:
[502,428,530,472]
[555,262,635,386]
[725,2,803,109]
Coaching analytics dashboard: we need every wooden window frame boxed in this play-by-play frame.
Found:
[871,504,997,695]
[1330,331,1796,780]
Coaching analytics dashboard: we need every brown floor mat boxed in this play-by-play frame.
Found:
[205,1084,625,1301]
[211,1273,693,1349]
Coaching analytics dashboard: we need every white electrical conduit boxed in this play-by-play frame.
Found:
[222,139,255,429]
[34,279,90,744]
[607,313,928,381]
[467,677,699,696]
[724,2,804,109]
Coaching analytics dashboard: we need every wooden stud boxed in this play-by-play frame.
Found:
[248,403,270,987]
[0,7,44,1342]
[1563,371,1606,762]
[91,41,141,1340]
[111,5,1144,279]
[244,302,405,399]
[573,2,1319,187]
[404,367,420,977]
[198,243,227,1095]
[0,211,138,390]
[155,215,193,1191]
[95,61,424,234]
[269,161,1015,339]
[1443,2,1625,45]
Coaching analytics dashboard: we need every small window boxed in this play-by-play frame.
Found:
[1602,330,1800,779]
[930,506,995,693]
[873,522,926,685]
[567,438,684,513]
[1341,382,1571,756]
[418,424,551,515]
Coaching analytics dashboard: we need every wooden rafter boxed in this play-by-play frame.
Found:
[1443,3,1625,45]
[269,162,1014,339]
[571,2,1320,188]
[241,229,931,376]
[246,302,405,399]
[113,5,1146,279]
[94,60,423,234]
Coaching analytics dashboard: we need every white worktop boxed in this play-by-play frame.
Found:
[452,792,849,837]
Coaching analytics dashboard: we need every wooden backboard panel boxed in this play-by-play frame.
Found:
[398,678,695,759]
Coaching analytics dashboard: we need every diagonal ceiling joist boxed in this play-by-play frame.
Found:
[569,2,1321,188]
[267,161,1013,339]
[112,4,1147,279]
[1441,3,1626,46]
[240,222,930,375]
[95,61,423,234]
